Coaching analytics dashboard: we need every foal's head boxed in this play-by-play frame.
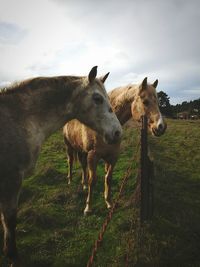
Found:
[76,66,122,144]
[131,77,166,136]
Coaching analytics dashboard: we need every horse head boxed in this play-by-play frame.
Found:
[75,66,122,144]
[131,77,167,136]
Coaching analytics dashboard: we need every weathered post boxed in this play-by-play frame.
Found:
[139,115,154,223]
[140,115,149,223]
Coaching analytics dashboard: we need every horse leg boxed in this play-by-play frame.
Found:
[104,162,115,209]
[84,151,98,215]
[1,209,19,267]
[78,152,88,190]
[1,183,21,267]
[64,137,74,185]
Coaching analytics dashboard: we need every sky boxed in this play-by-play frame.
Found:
[0,0,199,104]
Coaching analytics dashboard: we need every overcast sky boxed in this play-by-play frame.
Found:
[0,0,199,104]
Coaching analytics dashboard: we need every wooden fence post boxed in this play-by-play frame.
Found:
[140,115,154,223]
[140,115,149,222]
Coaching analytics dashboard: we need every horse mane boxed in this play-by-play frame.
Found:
[109,84,138,113]
[0,76,82,96]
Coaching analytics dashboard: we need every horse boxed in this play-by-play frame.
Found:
[0,66,122,267]
[63,77,167,214]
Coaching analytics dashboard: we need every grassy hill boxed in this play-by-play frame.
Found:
[0,119,200,267]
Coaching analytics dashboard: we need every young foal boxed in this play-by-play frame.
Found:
[0,66,122,266]
[63,77,167,214]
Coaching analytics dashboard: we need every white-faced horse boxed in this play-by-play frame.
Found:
[0,66,122,266]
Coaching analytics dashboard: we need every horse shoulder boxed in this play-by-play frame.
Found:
[0,110,31,178]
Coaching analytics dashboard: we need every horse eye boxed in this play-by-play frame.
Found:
[143,99,149,106]
[109,107,113,113]
[92,93,103,105]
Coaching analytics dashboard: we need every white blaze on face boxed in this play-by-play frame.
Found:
[157,112,164,129]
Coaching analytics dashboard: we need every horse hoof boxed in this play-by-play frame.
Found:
[10,259,21,267]
[84,207,92,216]
[82,185,87,191]
[106,202,112,209]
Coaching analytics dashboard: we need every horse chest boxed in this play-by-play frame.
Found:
[23,123,45,176]
[24,141,42,177]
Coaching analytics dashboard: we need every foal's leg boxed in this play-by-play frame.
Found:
[104,162,116,209]
[64,138,74,185]
[84,151,98,215]
[78,152,88,190]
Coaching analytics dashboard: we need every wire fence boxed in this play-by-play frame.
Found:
[86,115,154,267]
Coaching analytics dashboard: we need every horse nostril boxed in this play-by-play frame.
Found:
[114,130,121,139]
[158,124,163,131]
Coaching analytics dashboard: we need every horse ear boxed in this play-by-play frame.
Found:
[142,77,148,88]
[88,66,98,83]
[141,77,148,90]
[100,72,110,83]
[152,79,158,88]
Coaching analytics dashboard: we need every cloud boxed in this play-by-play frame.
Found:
[0,0,80,78]
[0,0,199,104]
[0,21,27,44]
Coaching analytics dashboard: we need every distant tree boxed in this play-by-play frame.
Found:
[157,91,170,107]
[156,91,200,119]
[157,91,172,117]
[190,99,200,115]
[171,98,200,118]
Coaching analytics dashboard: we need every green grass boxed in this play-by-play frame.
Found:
[0,119,200,267]
[147,119,200,267]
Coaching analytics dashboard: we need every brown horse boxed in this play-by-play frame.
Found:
[63,77,167,214]
[0,66,122,266]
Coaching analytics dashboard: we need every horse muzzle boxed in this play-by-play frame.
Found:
[152,122,167,137]
[104,128,122,144]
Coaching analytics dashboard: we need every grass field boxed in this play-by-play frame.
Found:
[0,119,200,267]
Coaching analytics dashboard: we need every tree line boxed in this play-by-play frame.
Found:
[157,91,200,118]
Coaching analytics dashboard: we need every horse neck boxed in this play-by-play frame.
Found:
[109,85,138,125]
[20,77,83,140]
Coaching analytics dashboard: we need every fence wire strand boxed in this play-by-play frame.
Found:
[86,129,141,267]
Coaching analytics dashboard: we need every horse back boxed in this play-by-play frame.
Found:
[63,120,95,152]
